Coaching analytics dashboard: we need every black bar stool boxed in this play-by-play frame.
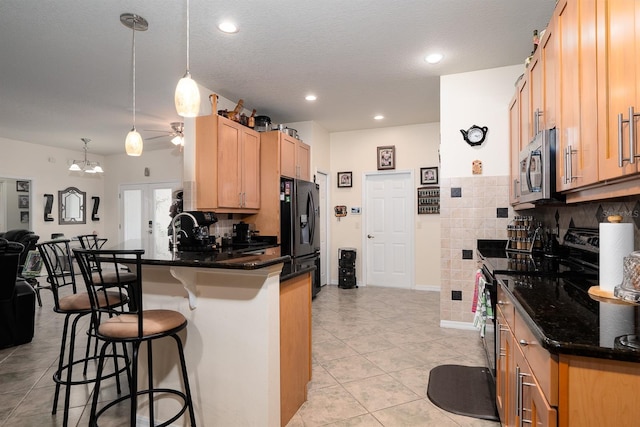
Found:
[74,248,196,426]
[37,239,129,427]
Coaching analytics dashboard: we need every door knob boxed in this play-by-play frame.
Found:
[367,234,374,239]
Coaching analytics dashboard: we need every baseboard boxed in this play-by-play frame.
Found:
[415,284,440,292]
[440,320,477,331]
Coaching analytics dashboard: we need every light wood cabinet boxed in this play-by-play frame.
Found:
[498,283,558,427]
[598,0,640,180]
[247,131,311,242]
[514,345,558,427]
[498,281,640,427]
[280,271,312,427]
[556,0,598,191]
[558,355,640,427]
[195,114,261,213]
[278,132,311,181]
[509,94,521,205]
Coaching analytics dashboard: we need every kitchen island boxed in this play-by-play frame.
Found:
[111,241,312,426]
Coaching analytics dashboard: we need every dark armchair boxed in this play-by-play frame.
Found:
[0,229,40,269]
[0,238,36,348]
[0,229,42,305]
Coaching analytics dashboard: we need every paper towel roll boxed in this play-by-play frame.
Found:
[599,222,634,292]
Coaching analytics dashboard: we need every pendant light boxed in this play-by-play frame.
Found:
[121,13,148,156]
[174,0,200,117]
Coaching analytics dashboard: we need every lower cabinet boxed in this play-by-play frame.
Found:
[280,271,312,426]
[497,284,557,427]
[498,282,640,426]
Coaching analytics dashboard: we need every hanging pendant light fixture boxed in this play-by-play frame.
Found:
[175,0,200,117]
[68,138,104,173]
[121,13,148,156]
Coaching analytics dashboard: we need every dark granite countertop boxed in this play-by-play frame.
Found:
[105,239,289,270]
[478,241,640,363]
[280,262,316,282]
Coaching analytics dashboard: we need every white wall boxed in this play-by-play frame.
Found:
[440,65,523,178]
[329,123,441,288]
[0,137,106,239]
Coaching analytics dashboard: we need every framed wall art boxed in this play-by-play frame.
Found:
[337,171,352,188]
[377,145,396,170]
[420,167,439,185]
[16,180,30,192]
[18,195,29,209]
[20,211,29,223]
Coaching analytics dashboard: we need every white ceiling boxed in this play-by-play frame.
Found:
[0,0,555,156]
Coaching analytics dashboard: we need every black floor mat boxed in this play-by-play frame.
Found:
[426,364,499,421]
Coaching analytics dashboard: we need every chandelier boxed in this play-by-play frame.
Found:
[69,138,104,173]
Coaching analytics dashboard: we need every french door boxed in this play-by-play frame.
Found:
[119,182,180,256]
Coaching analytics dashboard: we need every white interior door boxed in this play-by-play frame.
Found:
[316,171,329,286]
[364,171,414,288]
[120,182,179,256]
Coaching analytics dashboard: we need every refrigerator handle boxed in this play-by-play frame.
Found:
[307,191,315,245]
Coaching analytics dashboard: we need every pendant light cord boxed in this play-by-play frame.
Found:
[186,0,190,73]
[132,18,136,130]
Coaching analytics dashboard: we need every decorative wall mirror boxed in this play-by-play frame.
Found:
[58,187,86,224]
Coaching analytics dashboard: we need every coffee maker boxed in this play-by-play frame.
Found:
[171,211,218,251]
[232,221,254,245]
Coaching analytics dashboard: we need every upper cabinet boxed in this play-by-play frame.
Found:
[195,114,261,213]
[278,133,311,181]
[598,0,640,180]
[556,0,598,191]
[509,93,521,205]
[510,0,640,203]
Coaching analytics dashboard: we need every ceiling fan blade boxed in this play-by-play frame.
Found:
[146,134,171,140]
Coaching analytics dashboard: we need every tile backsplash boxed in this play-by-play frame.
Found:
[439,174,640,326]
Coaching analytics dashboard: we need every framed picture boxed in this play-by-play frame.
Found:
[377,145,396,170]
[337,171,352,188]
[16,180,30,192]
[420,167,439,185]
[21,250,43,277]
[20,211,29,223]
[18,195,29,209]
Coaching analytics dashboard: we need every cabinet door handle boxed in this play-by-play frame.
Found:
[519,339,529,346]
[619,112,625,167]
[516,365,522,423]
[630,106,636,165]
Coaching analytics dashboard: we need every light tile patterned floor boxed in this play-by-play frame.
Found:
[0,284,500,426]
[286,285,500,427]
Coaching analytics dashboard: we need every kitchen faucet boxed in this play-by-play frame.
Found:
[170,212,199,256]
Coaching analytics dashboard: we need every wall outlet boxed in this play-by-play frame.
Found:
[451,290,462,301]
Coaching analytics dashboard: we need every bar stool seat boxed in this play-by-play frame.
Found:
[74,248,196,427]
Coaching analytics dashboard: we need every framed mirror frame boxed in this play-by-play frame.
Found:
[58,186,86,224]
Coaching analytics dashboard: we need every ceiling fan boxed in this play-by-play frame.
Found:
[145,122,184,146]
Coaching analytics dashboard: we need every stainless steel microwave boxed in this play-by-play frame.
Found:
[518,128,560,204]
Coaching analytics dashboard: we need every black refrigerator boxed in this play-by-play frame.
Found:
[280,177,321,297]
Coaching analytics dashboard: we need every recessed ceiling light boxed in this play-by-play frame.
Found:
[374,115,384,120]
[218,21,238,33]
[425,53,443,64]
[305,94,317,101]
